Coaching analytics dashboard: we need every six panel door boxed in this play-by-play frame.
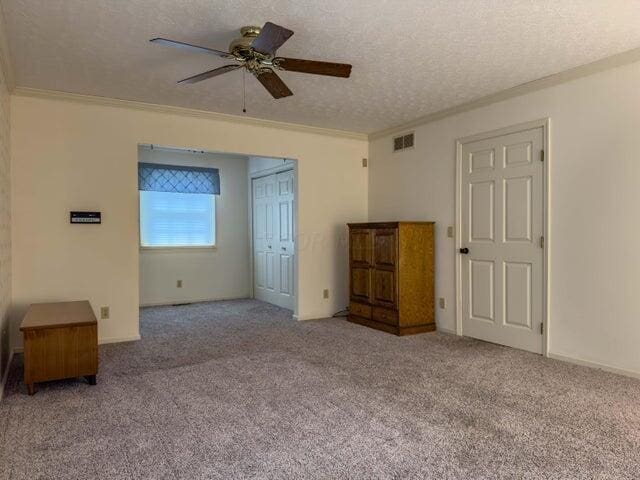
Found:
[253,174,277,306]
[276,170,295,310]
[461,127,544,354]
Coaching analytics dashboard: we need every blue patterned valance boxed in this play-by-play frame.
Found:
[138,163,220,195]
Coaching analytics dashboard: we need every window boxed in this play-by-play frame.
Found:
[140,191,215,247]
[138,162,220,248]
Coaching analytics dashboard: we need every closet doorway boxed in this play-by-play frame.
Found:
[250,159,296,311]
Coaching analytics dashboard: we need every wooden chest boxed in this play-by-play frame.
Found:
[347,222,435,335]
[20,301,98,395]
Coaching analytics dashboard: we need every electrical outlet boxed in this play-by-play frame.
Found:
[447,226,454,238]
[439,298,446,309]
[100,306,110,319]
[177,280,183,288]
[323,289,329,299]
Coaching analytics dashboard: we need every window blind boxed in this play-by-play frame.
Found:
[139,191,215,247]
[138,162,220,195]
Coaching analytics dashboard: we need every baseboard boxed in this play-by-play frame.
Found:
[548,352,640,380]
[0,348,15,402]
[293,314,322,321]
[436,327,457,335]
[99,334,141,345]
[140,296,249,308]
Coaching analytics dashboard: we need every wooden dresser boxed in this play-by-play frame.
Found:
[348,222,435,335]
[20,301,98,395]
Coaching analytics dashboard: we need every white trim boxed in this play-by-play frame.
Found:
[140,245,218,252]
[548,352,640,380]
[454,118,551,356]
[0,349,15,402]
[9,47,640,141]
[369,46,640,140]
[98,334,141,345]
[140,295,248,308]
[12,87,368,141]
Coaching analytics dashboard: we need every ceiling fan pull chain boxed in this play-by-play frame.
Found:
[242,68,247,113]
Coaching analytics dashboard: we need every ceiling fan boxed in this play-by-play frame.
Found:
[150,22,352,99]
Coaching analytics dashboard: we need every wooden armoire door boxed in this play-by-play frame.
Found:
[371,228,398,309]
[349,228,372,303]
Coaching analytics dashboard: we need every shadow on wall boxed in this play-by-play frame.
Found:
[330,224,350,316]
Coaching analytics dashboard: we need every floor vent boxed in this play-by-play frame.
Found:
[393,132,415,152]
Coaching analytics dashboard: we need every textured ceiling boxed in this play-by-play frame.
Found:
[3,0,640,133]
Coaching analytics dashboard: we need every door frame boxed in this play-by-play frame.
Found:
[454,118,551,356]
[248,161,298,315]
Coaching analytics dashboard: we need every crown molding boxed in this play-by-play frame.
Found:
[11,87,369,141]
[0,3,15,91]
[369,46,640,140]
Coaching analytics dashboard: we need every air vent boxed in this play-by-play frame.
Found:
[393,132,415,152]
[393,136,404,152]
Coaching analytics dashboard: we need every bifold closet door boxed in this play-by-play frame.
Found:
[253,170,295,310]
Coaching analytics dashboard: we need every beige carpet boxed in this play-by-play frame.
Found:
[1,299,639,479]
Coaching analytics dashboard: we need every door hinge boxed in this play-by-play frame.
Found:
[540,235,545,249]
[540,322,544,335]
[540,150,545,162]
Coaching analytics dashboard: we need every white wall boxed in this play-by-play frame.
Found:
[138,146,250,306]
[10,93,368,348]
[369,60,640,376]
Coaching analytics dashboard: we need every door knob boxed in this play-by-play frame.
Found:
[281,246,286,251]
[459,247,469,254]
[268,245,272,249]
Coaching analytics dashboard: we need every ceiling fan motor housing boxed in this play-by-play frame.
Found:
[229,26,263,59]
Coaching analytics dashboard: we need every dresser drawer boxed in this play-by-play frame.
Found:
[372,307,398,326]
[349,302,371,319]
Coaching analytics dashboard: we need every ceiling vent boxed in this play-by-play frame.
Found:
[393,132,415,152]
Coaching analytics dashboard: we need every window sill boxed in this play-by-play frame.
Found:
[140,245,217,253]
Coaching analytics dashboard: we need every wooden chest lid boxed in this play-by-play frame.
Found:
[20,301,97,331]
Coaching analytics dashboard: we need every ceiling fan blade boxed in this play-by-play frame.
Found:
[150,38,234,59]
[178,64,242,84]
[275,57,352,78]
[255,69,293,99]
[251,22,293,56]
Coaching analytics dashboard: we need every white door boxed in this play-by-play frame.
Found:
[253,174,278,306]
[275,170,295,310]
[252,170,295,310]
[461,127,544,354]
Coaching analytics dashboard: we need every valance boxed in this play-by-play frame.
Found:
[138,163,220,195]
